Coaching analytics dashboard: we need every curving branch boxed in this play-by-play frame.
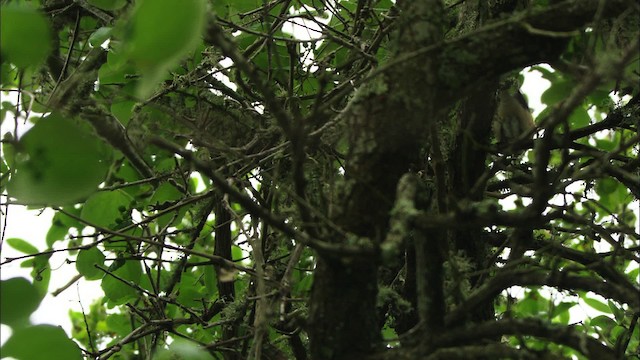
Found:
[446,268,640,326]
[435,317,616,360]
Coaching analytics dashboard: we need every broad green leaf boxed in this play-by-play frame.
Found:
[629,325,640,350]
[583,297,611,313]
[606,181,630,211]
[0,3,52,68]
[6,237,39,255]
[596,177,628,210]
[1,103,11,127]
[2,129,16,172]
[608,300,624,322]
[98,47,136,84]
[6,114,111,205]
[1,325,83,360]
[88,27,113,47]
[589,315,616,331]
[76,247,106,280]
[541,80,574,106]
[149,182,185,228]
[107,256,126,272]
[46,209,83,247]
[176,273,206,308]
[595,177,619,196]
[382,324,398,341]
[232,245,244,262]
[568,106,590,129]
[252,43,290,84]
[551,301,576,324]
[595,138,616,152]
[294,272,313,294]
[0,63,18,87]
[375,0,394,11]
[515,294,543,316]
[45,222,69,247]
[79,14,99,31]
[81,190,133,229]
[154,338,215,360]
[127,0,206,96]
[203,265,217,297]
[111,101,136,126]
[586,88,614,112]
[101,260,142,304]
[0,157,9,191]
[627,266,639,283]
[105,313,131,337]
[128,0,206,67]
[30,254,51,300]
[0,278,41,327]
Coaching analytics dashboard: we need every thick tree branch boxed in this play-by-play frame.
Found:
[446,268,640,326]
[435,317,616,360]
[361,0,635,107]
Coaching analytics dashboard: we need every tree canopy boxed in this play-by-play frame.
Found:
[1,0,639,359]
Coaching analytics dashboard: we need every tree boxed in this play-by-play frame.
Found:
[1,0,638,359]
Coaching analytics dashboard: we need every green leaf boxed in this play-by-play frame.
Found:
[595,177,619,196]
[627,266,639,283]
[98,47,136,85]
[127,0,207,97]
[541,80,574,106]
[31,254,51,300]
[0,62,18,87]
[583,297,611,313]
[551,301,576,324]
[76,247,106,281]
[149,182,186,228]
[105,313,131,337]
[101,260,142,304]
[45,222,69,247]
[88,26,113,47]
[111,101,136,126]
[154,338,215,360]
[381,324,398,341]
[176,273,205,308]
[6,237,39,255]
[595,138,616,152]
[0,278,41,327]
[0,3,52,68]
[608,300,625,322]
[1,325,83,360]
[0,158,9,192]
[203,265,217,297]
[81,190,133,229]
[46,209,83,247]
[589,315,616,331]
[128,0,206,67]
[6,114,111,205]
[568,106,590,129]
[293,270,313,294]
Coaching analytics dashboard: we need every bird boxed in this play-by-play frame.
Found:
[493,88,536,146]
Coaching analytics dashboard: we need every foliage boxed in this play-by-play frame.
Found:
[1,0,639,359]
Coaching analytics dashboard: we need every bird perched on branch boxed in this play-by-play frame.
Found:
[493,88,536,146]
